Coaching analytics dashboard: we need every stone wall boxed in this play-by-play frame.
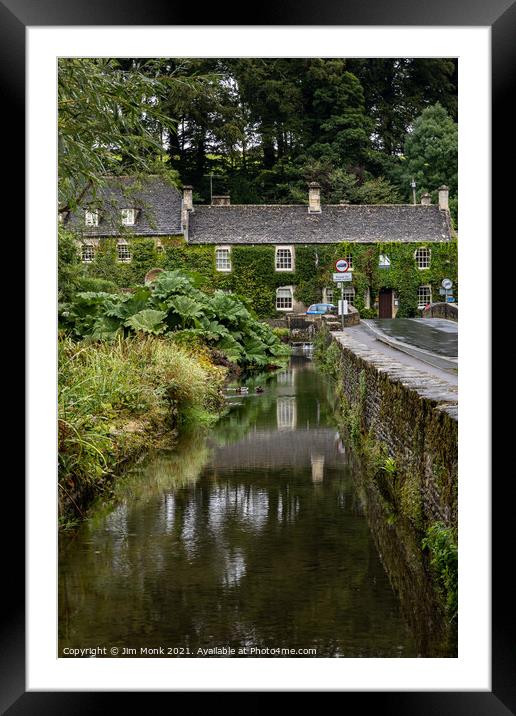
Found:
[422,302,458,321]
[331,330,458,529]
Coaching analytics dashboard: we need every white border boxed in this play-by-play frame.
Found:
[27,26,490,691]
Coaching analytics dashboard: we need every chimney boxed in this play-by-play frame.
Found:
[438,185,449,211]
[212,195,231,206]
[308,182,321,213]
[183,185,193,211]
[421,192,432,206]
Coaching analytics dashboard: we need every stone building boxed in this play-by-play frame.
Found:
[62,176,457,319]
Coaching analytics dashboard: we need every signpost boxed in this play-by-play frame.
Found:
[334,259,351,329]
[441,278,454,303]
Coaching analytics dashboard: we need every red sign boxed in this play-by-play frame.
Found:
[335,259,349,272]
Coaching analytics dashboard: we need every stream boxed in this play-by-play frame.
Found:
[59,352,451,658]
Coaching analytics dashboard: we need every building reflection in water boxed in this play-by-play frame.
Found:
[311,454,325,483]
[276,397,297,430]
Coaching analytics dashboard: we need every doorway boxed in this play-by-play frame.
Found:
[379,288,393,319]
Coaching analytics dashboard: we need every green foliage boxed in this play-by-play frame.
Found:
[58,58,208,210]
[61,269,290,370]
[422,522,458,620]
[401,102,458,222]
[58,334,227,523]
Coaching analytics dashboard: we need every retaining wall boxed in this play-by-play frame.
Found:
[331,330,458,528]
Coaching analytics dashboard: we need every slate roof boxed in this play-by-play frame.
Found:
[63,176,183,237]
[188,204,452,244]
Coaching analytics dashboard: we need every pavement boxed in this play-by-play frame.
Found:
[342,321,458,386]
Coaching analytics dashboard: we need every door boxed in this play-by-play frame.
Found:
[379,288,393,319]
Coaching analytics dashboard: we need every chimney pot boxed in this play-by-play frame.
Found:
[308,182,321,213]
[212,195,231,206]
[421,193,432,205]
[438,185,449,211]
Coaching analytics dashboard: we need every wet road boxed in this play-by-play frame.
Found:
[344,323,457,385]
[365,319,457,358]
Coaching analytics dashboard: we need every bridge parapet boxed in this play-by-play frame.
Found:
[422,302,458,321]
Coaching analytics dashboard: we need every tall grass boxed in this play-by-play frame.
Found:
[58,334,226,523]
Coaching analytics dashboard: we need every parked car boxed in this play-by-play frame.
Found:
[306,303,337,315]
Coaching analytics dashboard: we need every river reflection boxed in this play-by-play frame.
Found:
[59,355,421,657]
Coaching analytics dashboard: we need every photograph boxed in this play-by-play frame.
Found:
[56,56,459,660]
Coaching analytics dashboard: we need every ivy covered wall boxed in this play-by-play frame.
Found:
[82,236,458,318]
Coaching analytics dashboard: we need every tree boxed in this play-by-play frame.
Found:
[58,58,203,211]
[402,103,458,199]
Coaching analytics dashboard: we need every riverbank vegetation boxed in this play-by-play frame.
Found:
[58,267,289,526]
[58,334,226,527]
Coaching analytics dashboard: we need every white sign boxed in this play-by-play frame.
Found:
[338,299,349,316]
[333,272,352,282]
[442,278,453,290]
[335,259,349,272]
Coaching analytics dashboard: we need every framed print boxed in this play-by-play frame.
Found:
[5,0,513,710]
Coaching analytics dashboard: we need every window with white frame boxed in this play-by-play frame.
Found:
[155,239,164,254]
[275,246,294,271]
[84,209,99,227]
[117,241,131,263]
[344,254,353,270]
[417,285,432,308]
[121,208,136,225]
[415,247,431,269]
[325,287,334,303]
[379,254,391,268]
[342,287,355,305]
[215,246,232,271]
[276,286,293,311]
[81,243,95,263]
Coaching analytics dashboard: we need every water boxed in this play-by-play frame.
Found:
[59,354,450,658]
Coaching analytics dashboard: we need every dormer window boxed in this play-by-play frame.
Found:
[121,208,136,226]
[84,209,99,227]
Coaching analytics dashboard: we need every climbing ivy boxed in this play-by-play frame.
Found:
[81,236,458,318]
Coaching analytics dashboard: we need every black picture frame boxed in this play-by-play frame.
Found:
[7,0,513,710]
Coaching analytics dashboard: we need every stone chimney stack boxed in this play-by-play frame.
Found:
[183,185,193,211]
[421,192,432,206]
[308,182,321,213]
[212,195,231,206]
[438,185,449,211]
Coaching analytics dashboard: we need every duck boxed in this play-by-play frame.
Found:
[255,386,264,394]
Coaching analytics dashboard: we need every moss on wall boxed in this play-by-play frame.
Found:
[83,236,458,318]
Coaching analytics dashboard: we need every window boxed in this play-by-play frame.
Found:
[342,287,355,305]
[276,286,293,311]
[379,254,391,268]
[84,209,98,227]
[415,247,431,269]
[275,246,294,271]
[325,288,334,303]
[417,285,432,308]
[121,208,136,225]
[81,243,95,263]
[155,240,164,254]
[215,247,232,272]
[344,254,353,270]
[117,241,131,263]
